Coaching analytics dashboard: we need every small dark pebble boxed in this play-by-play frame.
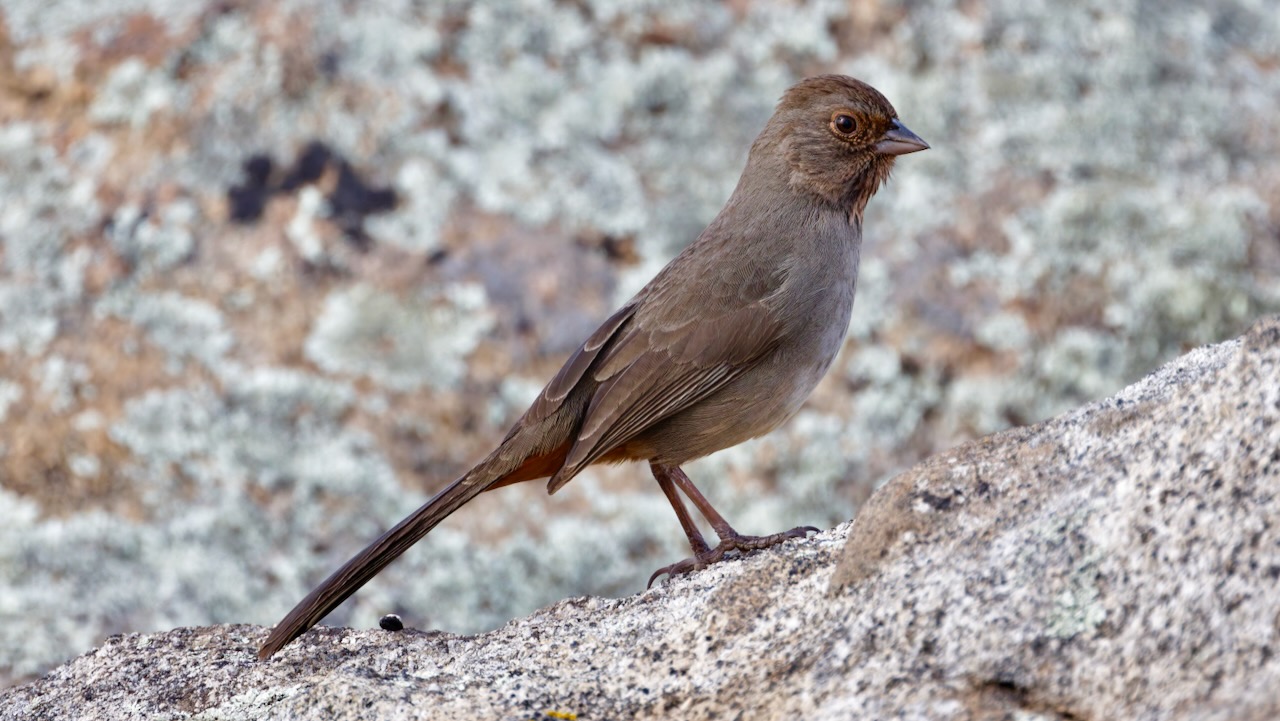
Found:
[379,614,404,632]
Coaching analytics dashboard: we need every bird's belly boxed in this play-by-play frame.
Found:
[639,291,854,465]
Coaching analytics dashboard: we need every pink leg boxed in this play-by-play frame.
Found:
[647,463,819,585]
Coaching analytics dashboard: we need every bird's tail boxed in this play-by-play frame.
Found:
[257,469,495,660]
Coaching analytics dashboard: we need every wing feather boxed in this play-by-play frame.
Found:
[547,301,783,492]
[522,303,636,424]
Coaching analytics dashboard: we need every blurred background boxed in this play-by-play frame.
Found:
[1,0,1277,685]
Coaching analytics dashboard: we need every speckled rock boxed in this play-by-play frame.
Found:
[830,315,1280,719]
[4,318,1278,720]
[4,0,1280,690]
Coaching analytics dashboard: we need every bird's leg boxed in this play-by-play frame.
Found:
[652,462,713,557]
[647,462,818,586]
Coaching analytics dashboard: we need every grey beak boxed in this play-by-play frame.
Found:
[874,119,929,156]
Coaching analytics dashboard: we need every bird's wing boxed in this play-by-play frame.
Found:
[545,278,786,492]
[522,302,638,425]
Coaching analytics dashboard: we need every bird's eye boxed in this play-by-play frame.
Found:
[832,114,857,135]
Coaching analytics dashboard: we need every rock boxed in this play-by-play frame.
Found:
[4,318,1278,720]
[829,315,1280,719]
[4,0,1279,685]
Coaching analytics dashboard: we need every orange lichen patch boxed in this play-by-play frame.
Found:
[252,8,326,100]
[0,401,129,517]
[163,229,326,368]
[0,313,182,519]
[72,13,177,69]
[0,23,94,128]
[953,169,1057,257]
[828,0,912,59]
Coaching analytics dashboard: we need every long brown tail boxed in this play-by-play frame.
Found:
[257,471,495,659]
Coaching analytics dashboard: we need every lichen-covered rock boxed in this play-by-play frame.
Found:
[1,0,1278,688]
[4,318,1278,720]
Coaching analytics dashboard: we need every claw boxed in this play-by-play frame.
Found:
[646,525,820,587]
[647,557,698,588]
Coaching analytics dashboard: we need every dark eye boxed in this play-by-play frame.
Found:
[832,114,857,135]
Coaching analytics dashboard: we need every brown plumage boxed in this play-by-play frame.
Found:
[258,74,928,660]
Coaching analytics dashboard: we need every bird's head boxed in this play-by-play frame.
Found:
[762,75,928,220]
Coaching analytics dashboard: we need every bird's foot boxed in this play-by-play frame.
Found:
[647,526,819,587]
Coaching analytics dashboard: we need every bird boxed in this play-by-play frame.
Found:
[258,74,928,660]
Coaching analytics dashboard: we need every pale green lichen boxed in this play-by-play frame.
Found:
[363,154,456,254]
[1048,575,1107,639]
[286,186,328,265]
[303,283,495,392]
[106,200,198,276]
[0,123,98,357]
[88,58,187,129]
[96,291,234,371]
[0,381,23,425]
[2,0,1278,687]
[35,355,93,414]
[847,345,944,447]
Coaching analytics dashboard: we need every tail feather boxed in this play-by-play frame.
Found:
[257,472,492,660]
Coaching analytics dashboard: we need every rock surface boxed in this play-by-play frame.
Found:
[3,0,1279,686]
[5,318,1278,720]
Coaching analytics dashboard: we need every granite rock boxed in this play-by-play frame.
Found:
[3,0,1278,687]
[5,318,1278,720]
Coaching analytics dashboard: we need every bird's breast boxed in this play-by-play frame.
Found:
[771,245,859,414]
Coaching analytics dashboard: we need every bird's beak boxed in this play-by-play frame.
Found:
[874,119,929,156]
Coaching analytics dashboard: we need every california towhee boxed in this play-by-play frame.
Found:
[259,74,928,659]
